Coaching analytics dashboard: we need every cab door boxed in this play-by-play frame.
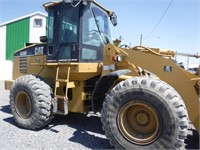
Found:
[46,3,80,62]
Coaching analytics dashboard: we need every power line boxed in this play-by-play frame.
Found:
[144,0,174,40]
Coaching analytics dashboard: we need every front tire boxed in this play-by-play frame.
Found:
[10,75,53,129]
[101,77,188,149]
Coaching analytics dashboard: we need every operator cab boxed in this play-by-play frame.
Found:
[44,0,117,62]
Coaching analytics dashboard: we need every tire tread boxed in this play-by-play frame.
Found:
[101,76,189,149]
[10,75,53,129]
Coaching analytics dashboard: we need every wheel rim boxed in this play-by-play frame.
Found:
[117,101,161,145]
[15,91,32,119]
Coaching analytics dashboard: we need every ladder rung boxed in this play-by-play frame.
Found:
[56,79,68,82]
[55,95,67,99]
[56,110,65,115]
[55,100,68,115]
[56,110,68,115]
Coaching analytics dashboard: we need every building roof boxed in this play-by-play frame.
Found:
[0,11,47,27]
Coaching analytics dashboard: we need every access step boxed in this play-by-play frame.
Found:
[56,79,68,82]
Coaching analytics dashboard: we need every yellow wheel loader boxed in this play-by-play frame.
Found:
[4,0,200,149]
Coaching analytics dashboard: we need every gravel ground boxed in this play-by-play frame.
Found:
[0,80,199,150]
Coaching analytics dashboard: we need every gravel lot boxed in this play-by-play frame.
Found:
[0,80,199,150]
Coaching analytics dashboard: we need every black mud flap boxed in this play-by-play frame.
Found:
[92,69,131,112]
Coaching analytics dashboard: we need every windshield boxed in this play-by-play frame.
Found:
[82,3,112,46]
[81,2,112,61]
[90,3,112,44]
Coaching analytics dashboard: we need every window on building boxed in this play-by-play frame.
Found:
[34,19,42,27]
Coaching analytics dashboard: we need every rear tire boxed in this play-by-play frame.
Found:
[10,75,53,129]
[101,77,188,149]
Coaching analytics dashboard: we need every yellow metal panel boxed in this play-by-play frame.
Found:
[4,80,14,90]
[67,81,78,88]
[47,63,102,81]
[78,63,102,73]
[103,44,200,131]
[128,50,199,131]
[68,81,85,113]
[13,57,25,79]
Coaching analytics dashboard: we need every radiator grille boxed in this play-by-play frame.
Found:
[19,57,27,73]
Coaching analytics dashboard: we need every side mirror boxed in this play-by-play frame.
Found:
[40,36,47,43]
[110,12,117,26]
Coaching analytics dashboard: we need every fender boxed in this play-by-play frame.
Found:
[92,69,131,112]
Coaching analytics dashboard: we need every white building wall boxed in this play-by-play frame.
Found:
[0,25,6,61]
[29,15,47,43]
[0,60,13,80]
[0,26,13,80]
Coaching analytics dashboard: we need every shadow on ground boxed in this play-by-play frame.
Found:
[1,104,199,149]
[0,105,16,126]
[3,117,19,127]
[48,113,113,149]
[185,128,200,149]
[0,105,11,114]
[0,105,112,149]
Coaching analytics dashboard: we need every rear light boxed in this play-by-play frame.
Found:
[112,55,122,62]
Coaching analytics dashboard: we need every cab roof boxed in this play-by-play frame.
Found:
[43,0,113,15]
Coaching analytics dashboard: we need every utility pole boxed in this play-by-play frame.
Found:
[119,36,123,41]
[187,56,189,70]
[140,34,143,45]
[175,50,177,62]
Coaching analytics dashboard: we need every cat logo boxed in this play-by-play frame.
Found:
[35,46,44,55]
[164,66,172,72]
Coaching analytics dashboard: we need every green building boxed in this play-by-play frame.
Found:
[0,12,47,61]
